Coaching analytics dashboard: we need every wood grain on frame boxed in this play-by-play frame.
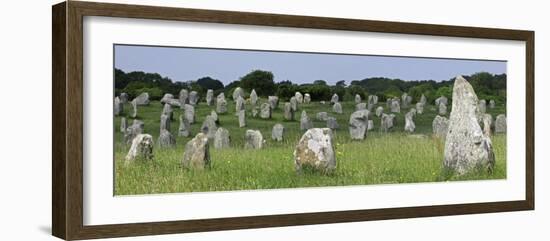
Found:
[52,1,535,240]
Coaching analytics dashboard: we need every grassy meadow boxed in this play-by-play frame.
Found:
[114,98,507,195]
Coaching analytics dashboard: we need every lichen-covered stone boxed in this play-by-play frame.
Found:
[294,128,336,173]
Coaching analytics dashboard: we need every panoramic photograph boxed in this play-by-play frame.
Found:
[113,44,507,196]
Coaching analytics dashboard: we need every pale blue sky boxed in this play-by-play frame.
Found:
[114,44,506,85]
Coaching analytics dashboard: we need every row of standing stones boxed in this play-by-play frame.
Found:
[117,76,506,175]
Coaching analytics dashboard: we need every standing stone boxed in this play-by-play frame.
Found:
[401,93,410,108]
[244,130,264,149]
[290,97,298,111]
[166,99,181,108]
[200,115,217,139]
[326,116,339,129]
[355,94,362,104]
[416,102,424,114]
[162,103,173,120]
[295,92,304,104]
[250,89,258,106]
[375,106,384,117]
[438,103,447,115]
[182,133,210,170]
[283,102,295,121]
[373,95,379,104]
[178,114,191,137]
[133,92,150,106]
[316,112,329,121]
[367,120,374,131]
[235,95,245,112]
[216,93,227,114]
[213,127,230,149]
[481,113,493,136]
[160,93,174,104]
[380,113,396,132]
[160,114,171,132]
[432,115,449,139]
[124,120,144,144]
[390,99,400,113]
[478,99,487,114]
[125,134,154,162]
[356,103,367,111]
[232,87,244,101]
[237,110,246,127]
[300,111,313,131]
[205,89,214,106]
[330,94,339,104]
[443,76,495,175]
[210,110,218,124]
[367,95,374,105]
[130,99,138,118]
[260,103,272,119]
[158,129,176,148]
[333,102,343,114]
[114,97,123,116]
[251,106,259,118]
[420,94,427,105]
[435,96,448,107]
[404,110,416,133]
[179,89,189,107]
[489,100,496,109]
[348,110,369,140]
[271,124,284,141]
[367,103,375,111]
[184,104,195,124]
[495,114,507,133]
[268,96,279,109]
[304,93,311,104]
[120,117,127,133]
[188,91,199,106]
[119,93,128,103]
[294,128,336,173]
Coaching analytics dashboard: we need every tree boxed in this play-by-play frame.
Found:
[196,76,224,91]
[313,80,327,85]
[239,70,275,96]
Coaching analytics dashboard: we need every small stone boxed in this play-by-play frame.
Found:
[435,96,448,107]
[237,110,246,127]
[179,89,189,106]
[178,114,191,137]
[283,102,294,121]
[330,94,339,104]
[300,110,313,130]
[233,87,244,101]
[438,103,447,115]
[213,127,230,149]
[182,133,210,170]
[495,114,506,133]
[268,96,279,109]
[367,120,374,131]
[206,89,214,106]
[404,110,416,133]
[124,120,144,144]
[349,110,369,140]
[481,113,493,136]
[271,124,284,141]
[294,128,336,173]
[133,92,150,106]
[131,99,138,118]
[333,102,343,114]
[114,97,123,116]
[355,94,362,104]
[160,93,174,104]
[235,95,245,113]
[304,93,311,104]
[216,93,227,114]
[416,102,424,114]
[380,113,396,132]
[245,130,264,149]
[184,104,195,124]
[250,89,258,106]
[489,100,495,109]
[188,91,199,106]
[120,117,127,133]
[375,106,384,117]
[326,116,339,129]
[295,92,304,104]
[316,112,329,121]
[290,97,298,111]
[158,129,176,148]
[356,103,367,111]
[160,114,171,132]
[125,134,154,162]
[432,115,449,139]
[119,93,128,103]
[390,99,400,113]
[200,115,217,139]
[260,103,272,119]
[478,99,487,114]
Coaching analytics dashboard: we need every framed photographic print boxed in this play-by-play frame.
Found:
[52,1,534,240]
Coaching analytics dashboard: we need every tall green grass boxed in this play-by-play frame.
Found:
[114,100,506,195]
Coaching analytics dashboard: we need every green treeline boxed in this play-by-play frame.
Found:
[115,68,506,104]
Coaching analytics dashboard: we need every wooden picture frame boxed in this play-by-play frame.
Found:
[52,1,534,240]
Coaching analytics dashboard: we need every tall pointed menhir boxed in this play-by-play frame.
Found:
[443,75,495,175]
